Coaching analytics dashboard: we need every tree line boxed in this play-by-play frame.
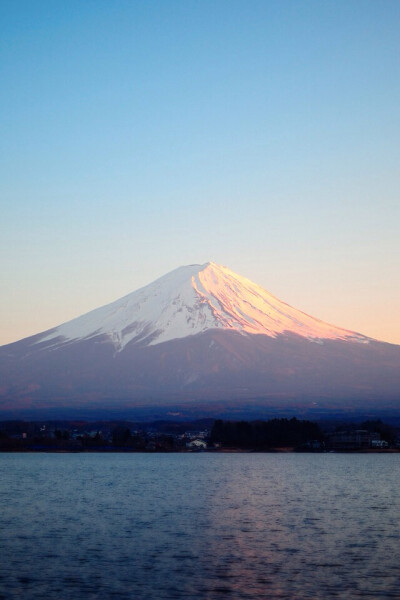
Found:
[210,418,324,449]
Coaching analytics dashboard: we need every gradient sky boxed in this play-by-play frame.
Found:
[1,0,399,346]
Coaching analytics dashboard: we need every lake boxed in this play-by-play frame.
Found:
[0,453,399,599]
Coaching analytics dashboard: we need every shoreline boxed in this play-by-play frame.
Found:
[1,447,399,454]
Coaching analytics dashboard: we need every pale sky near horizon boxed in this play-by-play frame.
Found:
[1,0,400,346]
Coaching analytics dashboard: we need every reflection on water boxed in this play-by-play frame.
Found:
[0,453,400,599]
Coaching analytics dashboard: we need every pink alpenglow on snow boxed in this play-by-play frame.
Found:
[38,262,368,351]
[2,261,400,416]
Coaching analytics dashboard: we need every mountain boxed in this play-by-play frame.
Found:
[1,262,400,419]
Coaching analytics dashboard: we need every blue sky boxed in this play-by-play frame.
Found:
[1,0,400,344]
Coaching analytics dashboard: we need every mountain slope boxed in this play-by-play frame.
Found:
[30,262,368,351]
[1,262,399,418]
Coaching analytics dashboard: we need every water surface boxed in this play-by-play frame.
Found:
[1,453,399,599]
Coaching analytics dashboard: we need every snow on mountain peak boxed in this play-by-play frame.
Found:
[38,262,368,350]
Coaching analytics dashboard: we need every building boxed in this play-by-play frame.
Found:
[329,430,381,450]
[186,439,208,450]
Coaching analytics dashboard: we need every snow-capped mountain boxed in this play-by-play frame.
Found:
[1,262,399,418]
[37,262,368,351]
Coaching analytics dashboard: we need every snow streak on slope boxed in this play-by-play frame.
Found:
[38,262,368,351]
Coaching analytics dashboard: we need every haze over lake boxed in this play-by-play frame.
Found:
[1,453,399,599]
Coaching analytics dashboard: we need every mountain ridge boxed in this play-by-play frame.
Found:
[16,261,369,353]
[1,262,399,417]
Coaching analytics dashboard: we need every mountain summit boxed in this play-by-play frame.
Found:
[37,262,367,351]
[1,262,399,418]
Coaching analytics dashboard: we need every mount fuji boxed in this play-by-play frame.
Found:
[1,262,400,418]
